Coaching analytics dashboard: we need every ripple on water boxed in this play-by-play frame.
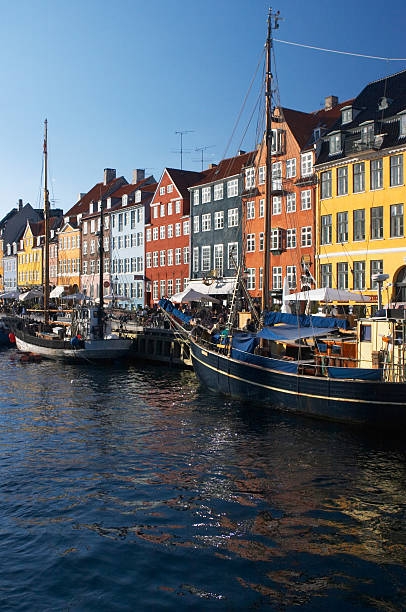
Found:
[0,349,405,610]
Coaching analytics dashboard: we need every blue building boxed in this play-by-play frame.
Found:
[188,151,255,294]
[109,173,156,309]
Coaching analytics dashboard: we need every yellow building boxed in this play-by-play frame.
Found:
[315,71,406,306]
[17,221,44,289]
[57,222,80,290]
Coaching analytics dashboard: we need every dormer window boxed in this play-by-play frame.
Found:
[106,197,111,209]
[341,106,353,124]
[7,244,11,255]
[122,194,128,207]
[329,132,342,155]
[135,190,141,203]
[313,127,321,141]
[98,200,102,212]
[399,113,406,138]
[360,121,374,145]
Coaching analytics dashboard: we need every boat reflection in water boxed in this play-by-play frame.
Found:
[2,352,406,609]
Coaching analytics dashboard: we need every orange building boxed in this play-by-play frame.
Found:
[244,99,350,306]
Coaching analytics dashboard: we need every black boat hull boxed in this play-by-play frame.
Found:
[190,338,406,427]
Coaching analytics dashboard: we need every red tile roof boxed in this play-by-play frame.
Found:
[29,216,62,237]
[280,99,355,150]
[190,150,256,188]
[164,168,209,200]
[66,176,127,219]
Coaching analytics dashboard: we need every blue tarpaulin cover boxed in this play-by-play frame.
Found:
[159,298,192,324]
[327,366,381,380]
[263,311,349,330]
[230,347,299,373]
[258,325,331,342]
[231,332,259,354]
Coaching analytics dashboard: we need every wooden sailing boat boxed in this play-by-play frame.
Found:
[182,9,406,427]
[14,121,132,360]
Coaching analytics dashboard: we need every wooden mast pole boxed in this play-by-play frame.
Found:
[43,119,50,325]
[98,200,104,338]
[262,8,279,312]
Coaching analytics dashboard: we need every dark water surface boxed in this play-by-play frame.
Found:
[1,348,406,611]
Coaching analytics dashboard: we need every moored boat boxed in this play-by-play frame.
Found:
[165,10,406,428]
[13,120,132,361]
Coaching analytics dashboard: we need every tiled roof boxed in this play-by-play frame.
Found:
[189,151,256,188]
[164,168,209,199]
[281,101,354,150]
[66,176,127,218]
[30,216,62,237]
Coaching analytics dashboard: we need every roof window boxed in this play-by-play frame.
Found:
[341,106,353,124]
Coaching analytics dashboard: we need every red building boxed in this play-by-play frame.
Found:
[145,168,204,304]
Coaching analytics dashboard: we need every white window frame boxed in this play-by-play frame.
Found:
[214,183,223,201]
[286,158,296,178]
[227,208,238,227]
[301,152,313,177]
[272,196,281,215]
[301,226,312,247]
[214,210,224,230]
[246,201,255,219]
[286,193,296,213]
[227,179,238,198]
[202,187,211,203]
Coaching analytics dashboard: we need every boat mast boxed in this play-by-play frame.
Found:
[43,119,50,325]
[98,200,104,338]
[262,8,280,311]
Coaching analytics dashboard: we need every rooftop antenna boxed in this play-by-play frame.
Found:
[194,145,216,171]
[174,130,194,169]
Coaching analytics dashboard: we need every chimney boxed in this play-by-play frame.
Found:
[325,95,338,111]
[132,169,145,184]
[208,163,217,169]
[18,198,23,211]
[104,168,116,185]
[77,192,85,202]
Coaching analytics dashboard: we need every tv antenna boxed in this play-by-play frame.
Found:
[174,130,194,169]
[194,145,215,171]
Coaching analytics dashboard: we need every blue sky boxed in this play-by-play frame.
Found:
[0,0,405,217]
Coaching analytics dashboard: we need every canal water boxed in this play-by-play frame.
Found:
[1,348,406,611]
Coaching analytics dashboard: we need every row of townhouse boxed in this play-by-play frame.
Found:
[2,69,406,307]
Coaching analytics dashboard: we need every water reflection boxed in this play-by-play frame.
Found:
[0,349,405,610]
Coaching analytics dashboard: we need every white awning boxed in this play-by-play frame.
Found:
[0,291,20,299]
[286,287,372,303]
[185,278,236,295]
[19,289,43,301]
[50,286,65,298]
[171,288,221,303]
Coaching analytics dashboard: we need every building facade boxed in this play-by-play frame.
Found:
[56,222,80,291]
[110,178,156,309]
[189,152,255,296]
[315,70,406,305]
[1,201,44,292]
[145,168,201,304]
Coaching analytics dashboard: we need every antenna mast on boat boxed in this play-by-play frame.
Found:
[43,119,50,325]
[98,201,105,338]
[262,7,280,311]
